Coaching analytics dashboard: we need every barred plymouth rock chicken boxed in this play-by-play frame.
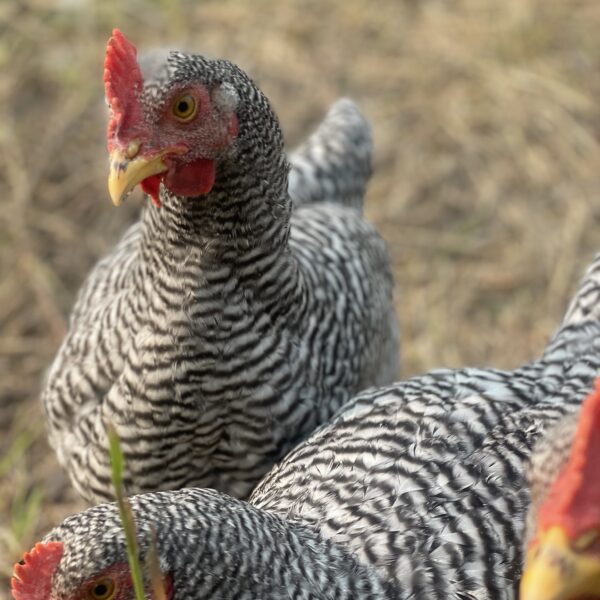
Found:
[18,252,600,598]
[519,380,600,600]
[41,30,399,502]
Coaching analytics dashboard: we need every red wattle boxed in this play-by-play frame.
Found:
[141,175,162,208]
[140,159,215,208]
[164,159,216,198]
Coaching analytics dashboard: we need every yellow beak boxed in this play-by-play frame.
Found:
[107,146,168,206]
[520,526,600,600]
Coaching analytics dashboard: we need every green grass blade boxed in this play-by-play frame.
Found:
[107,422,146,600]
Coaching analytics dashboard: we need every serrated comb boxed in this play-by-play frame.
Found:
[11,541,64,600]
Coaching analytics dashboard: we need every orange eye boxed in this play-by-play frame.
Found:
[172,93,197,122]
[87,577,116,600]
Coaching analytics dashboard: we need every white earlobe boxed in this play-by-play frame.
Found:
[212,82,239,112]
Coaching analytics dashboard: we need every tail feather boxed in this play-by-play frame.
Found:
[543,252,600,360]
[288,98,372,212]
[559,252,600,327]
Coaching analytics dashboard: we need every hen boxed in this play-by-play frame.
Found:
[41,30,399,503]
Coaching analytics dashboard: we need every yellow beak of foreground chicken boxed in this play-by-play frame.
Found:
[108,143,168,206]
[520,526,600,600]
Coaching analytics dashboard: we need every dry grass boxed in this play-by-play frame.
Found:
[2,0,600,595]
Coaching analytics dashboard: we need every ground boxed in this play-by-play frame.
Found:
[2,0,600,595]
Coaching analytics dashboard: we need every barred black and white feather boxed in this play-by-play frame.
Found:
[288,98,373,211]
[41,46,399,503]
[32,252,600,599]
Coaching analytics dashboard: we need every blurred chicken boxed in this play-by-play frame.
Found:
[520,379,600,600]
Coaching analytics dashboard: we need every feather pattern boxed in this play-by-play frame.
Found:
[41,45,399,503]
[288,98,373,211]
[31,252,600,599]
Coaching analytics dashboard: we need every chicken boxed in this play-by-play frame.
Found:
[18,250,600,597]
[41,30,399,503]
[519,379,600,600]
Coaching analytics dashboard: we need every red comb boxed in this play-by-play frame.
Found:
[104,29,144,143]
[11,542,64,600]
[538,378,600,538]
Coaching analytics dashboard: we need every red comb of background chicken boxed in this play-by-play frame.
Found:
[104,29,144,144]
[11,542,64,600]
[537,378,600,539]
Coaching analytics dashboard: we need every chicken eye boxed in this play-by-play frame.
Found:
[172,93,197,121]
[87,577,116,600]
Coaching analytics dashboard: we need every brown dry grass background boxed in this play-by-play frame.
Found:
[2,0,600,594]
